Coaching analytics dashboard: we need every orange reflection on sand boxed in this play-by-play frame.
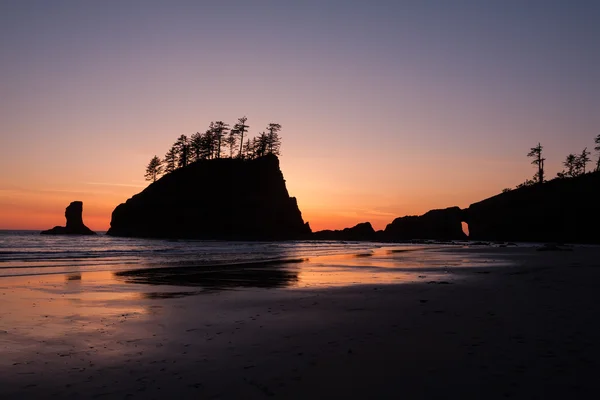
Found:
[294,247,454,288]
[297,264,420,287]
[0,271,149,355]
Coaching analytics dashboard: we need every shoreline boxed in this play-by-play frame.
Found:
[1,246,599,398]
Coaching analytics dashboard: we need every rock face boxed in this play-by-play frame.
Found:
[41,201,96,235]
[107,154,311,239]
[465,172,600,243]
[383,207,467,241]
[313,222,377,241]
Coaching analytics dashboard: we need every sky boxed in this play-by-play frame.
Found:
[1,0,599,231]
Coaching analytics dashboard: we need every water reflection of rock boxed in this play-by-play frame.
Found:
[115,259,303,294]
[66,274,82,281]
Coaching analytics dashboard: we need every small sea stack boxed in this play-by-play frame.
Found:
[41,201,96,235]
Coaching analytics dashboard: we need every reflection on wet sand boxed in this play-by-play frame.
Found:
[0,272,149,362]
[112,246,511,292]
[115,258,304,291]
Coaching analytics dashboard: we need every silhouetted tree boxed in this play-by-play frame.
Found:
[255,132,268,157]
[266,123,282,155]
[144,156,163,182]
[232,116,249,158]
[243,138,254,159]
[563,154,578,177]
[164,146,178,173]
[190,132,204,162]
[174,135,190,168]
[527,143,545,184]
[576,147,591,175]
[212,121,229,159]
[225,131,237,158]
[594,134,600,171]
[190,129,217,160]
[148,117,284,177]
[203,129,217,159]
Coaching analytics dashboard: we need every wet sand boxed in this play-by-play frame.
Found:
[1,246,599,399]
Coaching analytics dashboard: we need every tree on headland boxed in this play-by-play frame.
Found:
[243,138,254,159]
[212,121,230,159]
[190,132,203,162]
[144,156,163,182]
[174,135,190,168]
[144,117,284,181]
[594,134,600,171]
[266,123,282,155]
[203,129,218,160]
[163,146,178,173]
[527,143,545,184]
[563,154,578,177]
[254,132,268,158]
[232,116,249,158]
[576,148,591,175]
[225,130,237,159]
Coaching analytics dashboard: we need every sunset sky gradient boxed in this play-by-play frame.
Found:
[1,0,599,231]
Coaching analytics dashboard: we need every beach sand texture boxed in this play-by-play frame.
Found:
[1,246,599,399]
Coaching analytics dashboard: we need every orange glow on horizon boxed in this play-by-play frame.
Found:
[0,150,559,233]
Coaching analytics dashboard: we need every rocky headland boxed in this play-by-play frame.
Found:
[314,171,600,244]
[41,201,96,235]
[464,171,600,243]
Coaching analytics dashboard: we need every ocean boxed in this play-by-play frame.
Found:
[0,230,387,278]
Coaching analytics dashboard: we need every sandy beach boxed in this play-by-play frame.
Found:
[1,245,599,399]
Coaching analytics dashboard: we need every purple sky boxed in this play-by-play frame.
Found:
[1,0,599,230]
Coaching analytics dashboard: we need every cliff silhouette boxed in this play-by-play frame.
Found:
[313,172,600,244]
[107,154,311,239]
[464,171,600,243]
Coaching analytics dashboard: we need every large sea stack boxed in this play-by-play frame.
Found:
[107,154,311,239]
[41,201,96,235]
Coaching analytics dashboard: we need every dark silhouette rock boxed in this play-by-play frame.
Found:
[41,201,96,235]
[383,207,467,241]
[107,154,311,239]
[464,172,600,243]
[313,222,377,241]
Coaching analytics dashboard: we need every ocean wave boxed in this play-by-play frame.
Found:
[0,232,390,277]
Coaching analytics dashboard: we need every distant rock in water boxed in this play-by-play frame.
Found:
[107,154,311,239]
[464,171,600,243]
[313,222,377,241]
[383,207,466,241]
[41,201,96,235]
